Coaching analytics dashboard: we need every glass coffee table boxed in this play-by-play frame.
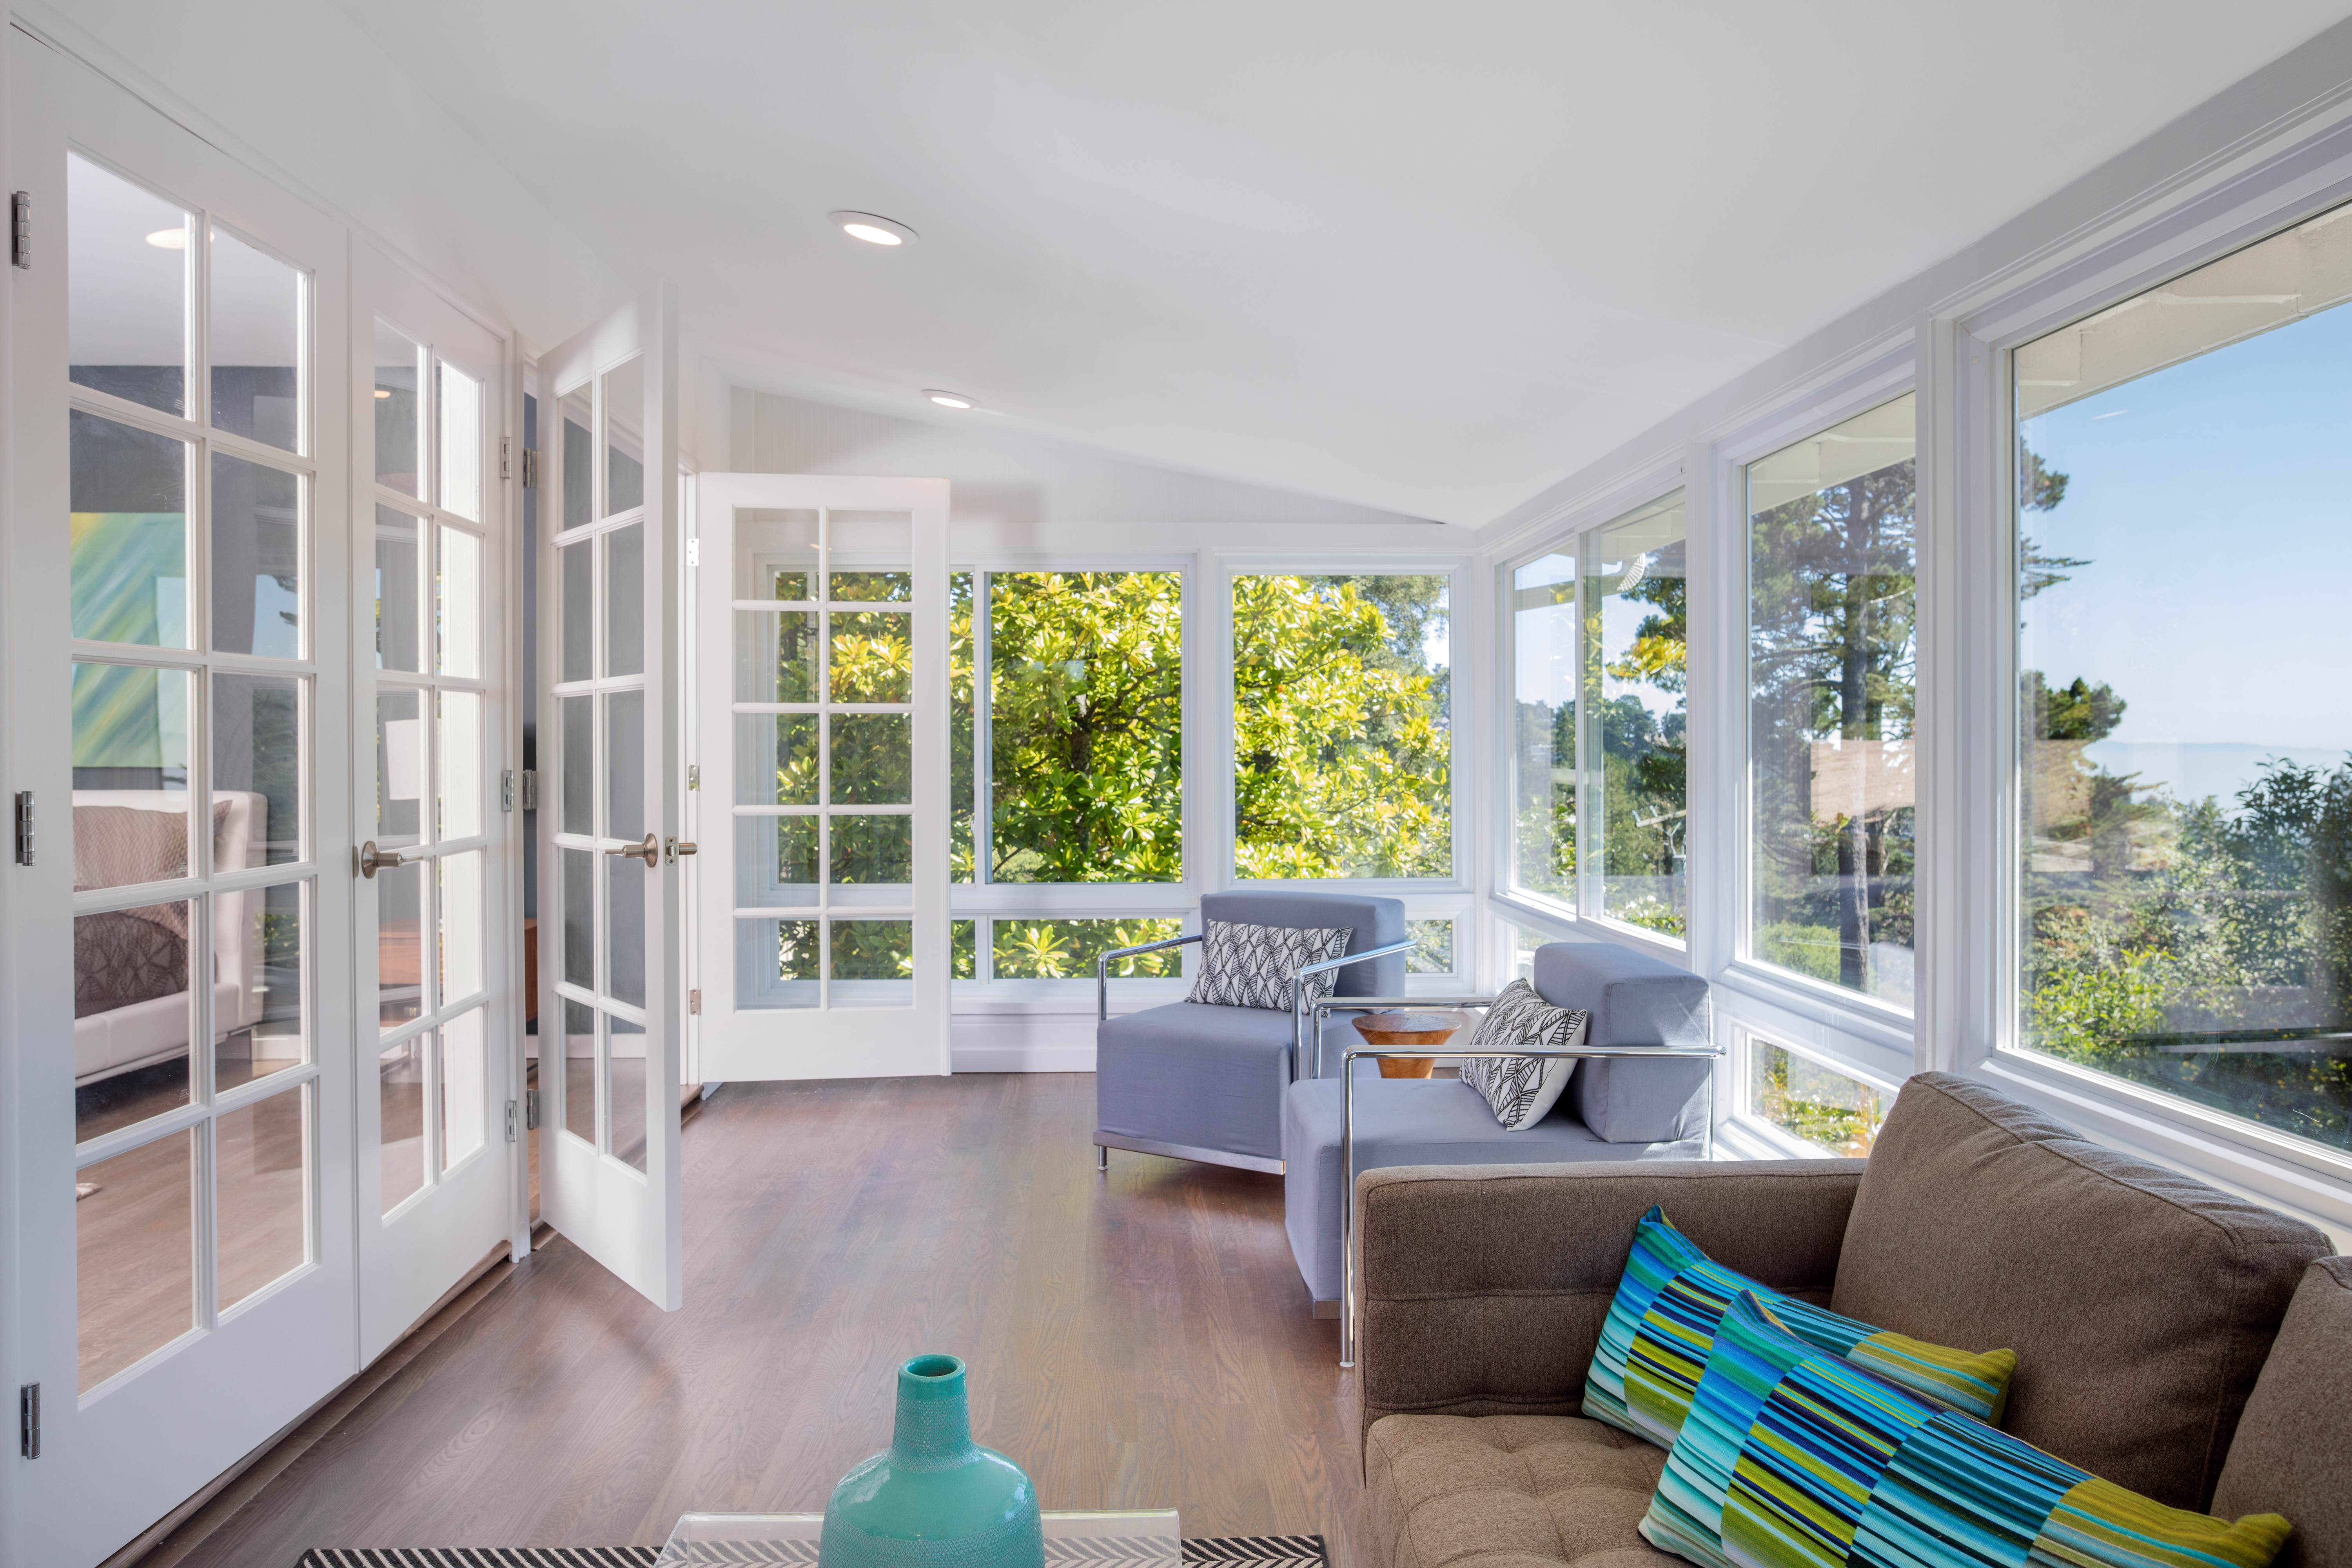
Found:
[656,1510,1180,1567]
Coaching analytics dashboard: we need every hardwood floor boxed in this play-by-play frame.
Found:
[171,1073,1367,1566]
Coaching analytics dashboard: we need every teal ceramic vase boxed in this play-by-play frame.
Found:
[818,1354,1044,1568]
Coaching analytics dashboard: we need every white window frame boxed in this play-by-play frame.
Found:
[1490,473,1700,962]
[949,550,1199,1009]
[1935,131,2352,1236]
[1217,552,1478,999]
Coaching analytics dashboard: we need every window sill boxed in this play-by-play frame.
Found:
[1714,1113,1852,1163]
[1971,1048,2352,1243]
[1709,962,1915,1082]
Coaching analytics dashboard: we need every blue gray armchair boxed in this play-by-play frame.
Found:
[1092,890,1414,1173]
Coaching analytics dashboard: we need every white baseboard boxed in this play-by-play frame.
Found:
[950,1011,1097,1073]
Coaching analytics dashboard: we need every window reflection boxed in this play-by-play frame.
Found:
[67,154,190,418]
[1747,395,1918,1004]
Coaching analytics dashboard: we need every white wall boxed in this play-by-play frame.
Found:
[18,0,628,346]
[733,387,1447,546]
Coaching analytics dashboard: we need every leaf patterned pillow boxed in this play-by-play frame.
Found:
[1185,919,1353,1012]
[1461,978,1588,1129]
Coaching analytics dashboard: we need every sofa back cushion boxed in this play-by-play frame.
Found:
[1199,889,1405,997]
[2211,1256,2352,1568]
[1833,1073,2328,1510]
[1531,940,1711,1142]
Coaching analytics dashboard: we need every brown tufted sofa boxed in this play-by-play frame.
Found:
[1354,1072,2352,1568]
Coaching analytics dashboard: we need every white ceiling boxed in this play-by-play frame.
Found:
[330,0,2350,524]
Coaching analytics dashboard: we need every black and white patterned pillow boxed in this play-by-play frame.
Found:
[1461,978,1590,1130]
[1185,919,1354,1012]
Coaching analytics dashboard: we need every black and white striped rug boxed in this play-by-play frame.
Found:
[296,1537,1326,1568]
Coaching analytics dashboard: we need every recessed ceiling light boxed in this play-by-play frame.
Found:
[829,211,918,247]
[924,390,975,410]
[145,227,187,249]
[374,389,393,399]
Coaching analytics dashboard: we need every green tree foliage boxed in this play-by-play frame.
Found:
[2018,462,2349,1146]
[1593,563,1689,935]
[985,572,1184,884]
[1233,575,1450,879]
[1749,459,1918,991]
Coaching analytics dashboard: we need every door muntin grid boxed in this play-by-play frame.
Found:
[548,358,657,1171]
[730,509,918,1012]
[369,314,493,1215]
[67,152,321,1397]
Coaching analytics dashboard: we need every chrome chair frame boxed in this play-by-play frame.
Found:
[1319,996,1725,1367]
[1091,932,1417,1171]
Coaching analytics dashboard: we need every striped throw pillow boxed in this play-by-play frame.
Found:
[1584,1205,2014,1444]
[1641,1289,2292,1568]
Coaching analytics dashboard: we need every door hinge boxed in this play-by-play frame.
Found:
[18,1382,37,1458]
[519,769,539,811]
[688,989,701,1015]
[11,192,29,270]
[501,768,515,813]
[686,764,700,792]
[13,791,32,866]
[504,1099,518,1143]
[685,536,700,568]
[521,448,540,490]
[525,1088,541,1130]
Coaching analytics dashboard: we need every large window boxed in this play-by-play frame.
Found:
[1232,573,1451,879]
[1510,495,1690,937]
[1512,553,1576,906]
[949,569,1185,985]
[2014,203,2352,1151]
[1747,396,1917,1004]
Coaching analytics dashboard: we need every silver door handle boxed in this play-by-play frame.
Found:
[606,832,661,866]
[357,840,421,879]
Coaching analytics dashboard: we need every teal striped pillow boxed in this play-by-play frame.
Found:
[1584,1206,2014,1445]
[1641,1289,2292,1568]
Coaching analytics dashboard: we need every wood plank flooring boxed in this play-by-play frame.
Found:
[171,1073,1367,1568]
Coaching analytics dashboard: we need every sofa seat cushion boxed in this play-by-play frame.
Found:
[1833,1072,2330,1510]
[1366,1413,1679,1568]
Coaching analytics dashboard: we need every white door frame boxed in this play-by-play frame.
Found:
[348,240,519,1363]
[3,41,356,1567]
[691,473,950,1082]
[534,284,686,1311]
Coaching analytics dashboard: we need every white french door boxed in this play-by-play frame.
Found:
[350,244,517,1362]
[535,286,687,1310]
[691,474,950,1080]
[2,42,357,1567]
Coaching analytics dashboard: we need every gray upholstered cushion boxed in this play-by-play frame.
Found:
[1281,1077,1697,1305]
[1094,1002,1362,1163]
[1531,942,1711,1142]
[1365,1413,1677,1568]
[1200,889,1405,998]
[1832,1072,2332,1510]
[2212,1256,2352,1568]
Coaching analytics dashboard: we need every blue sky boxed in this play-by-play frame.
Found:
[2021,301,2352,807]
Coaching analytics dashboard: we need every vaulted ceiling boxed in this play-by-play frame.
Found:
[332,1,2348,523]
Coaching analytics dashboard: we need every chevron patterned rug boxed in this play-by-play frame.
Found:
[296,1537,1326,1568]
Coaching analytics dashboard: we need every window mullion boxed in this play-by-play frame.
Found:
[973,570,992,891]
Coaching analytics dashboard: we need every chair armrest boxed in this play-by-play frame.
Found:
[1289,938,1417,1076]
[1096,933,1200,1021]
[1354,1158,1866,1445]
